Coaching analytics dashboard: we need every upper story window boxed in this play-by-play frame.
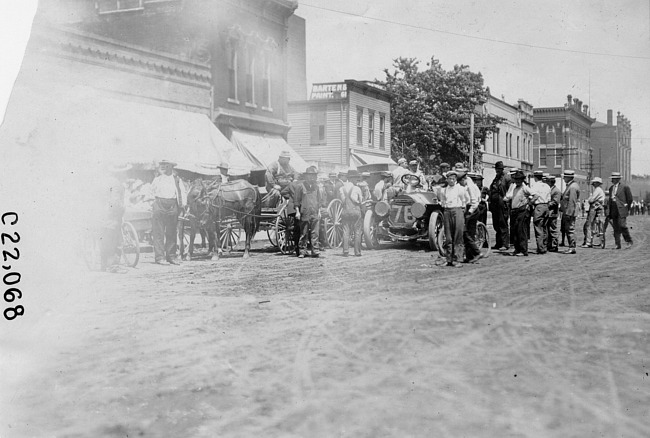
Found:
[310,108,327,146]
[539,147,547,167]
[95,0,177,14]
[227,43,239,103]
[245,48,256,106]
[368,111,375,147]
[260,54,272,110]
[356,107,363,146]
[379,114,386,150]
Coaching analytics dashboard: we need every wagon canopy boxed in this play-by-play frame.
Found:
[0,85,253,175]
[230,128,308,174]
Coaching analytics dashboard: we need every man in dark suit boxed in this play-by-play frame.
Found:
[607,171,634,249]
[559,170,580,254]
[488,161,511,250]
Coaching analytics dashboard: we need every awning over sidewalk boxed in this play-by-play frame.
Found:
[0,85,253,175]
[230,129,308,173]
[350,151,397,168]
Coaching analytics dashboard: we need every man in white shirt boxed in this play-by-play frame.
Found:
[504,170,534,256]
[458,170,482,263]
[441,170,469,266]
[404,160,426,189]
[582,177,606,248]
[373,171,393,201]
[530,170,551,254]
[151,160,184,265]
[339,170,364,257]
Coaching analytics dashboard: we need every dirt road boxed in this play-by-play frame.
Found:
[2,217,650,437]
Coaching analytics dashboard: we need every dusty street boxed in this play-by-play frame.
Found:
[2,216,650,437]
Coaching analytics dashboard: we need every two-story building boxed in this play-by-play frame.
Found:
[480,95,535,183]
[533,95,595,193]
[7,0,308,181]
[288,80,395,174]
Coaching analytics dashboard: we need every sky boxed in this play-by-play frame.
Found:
[1,0,649,173]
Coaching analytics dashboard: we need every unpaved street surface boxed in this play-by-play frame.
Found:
[2,217,650,437]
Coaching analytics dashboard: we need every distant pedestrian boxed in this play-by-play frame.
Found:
[582,177,605,248]
[559,170,580,254]
[607,172,634,249]
[530,170,550,254]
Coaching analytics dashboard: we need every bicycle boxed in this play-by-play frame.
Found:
[82,221,140,271]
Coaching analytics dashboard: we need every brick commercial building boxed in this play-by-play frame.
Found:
[591,110,632,183]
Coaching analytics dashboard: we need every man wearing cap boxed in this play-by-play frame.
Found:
[404,159,426,188]
[280,174,304,256]
[607,172,633,249]
[457,170,482,263]
[504,170,534,256]
[295,166,326,258]
[530,170,551,254]
[373,171,393,202]
[339,169,364,257]
[581,177,606,248]
[392,157,409,190]
[358,171,373,203]
[544,175,561,252]
[488,161,511,250]
[440,169,469,266]
[151,160,184,265]
[559,170,580,254]
[265,150,296,192]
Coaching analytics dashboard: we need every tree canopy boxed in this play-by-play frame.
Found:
[383,56,503,174]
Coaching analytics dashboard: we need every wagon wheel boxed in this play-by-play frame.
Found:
[266,198,287,247]
[275,207,295,254]
[121,221,140,268]
[220,219,241,251]
[476,221,491,259]
[325,199,344,248]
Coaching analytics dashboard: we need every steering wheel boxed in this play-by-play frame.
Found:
[401,173,423,188]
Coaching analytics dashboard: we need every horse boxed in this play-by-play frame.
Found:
[179,179,216,261]
[200,178,262,260]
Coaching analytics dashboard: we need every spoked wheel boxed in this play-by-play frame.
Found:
[428,211,445,256]
[591,219,604,248]
[363,209,379,249]
[82,230,102,271]
[219,219,241,251]
[121,221,140,268]
[275,208,295,254]
[476,221,491,259]
[325,199,344,248]
[266,198,287,247]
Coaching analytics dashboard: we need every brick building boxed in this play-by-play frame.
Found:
[533,95,596,193]
[591,110,632,183]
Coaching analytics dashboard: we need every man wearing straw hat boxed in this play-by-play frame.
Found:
[559,169,580,254]
[581,177,605,248]
[151,160,184,265]
[607,171,633,249]
[544,174,561,252]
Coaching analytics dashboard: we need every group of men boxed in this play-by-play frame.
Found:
[488,160,634,258]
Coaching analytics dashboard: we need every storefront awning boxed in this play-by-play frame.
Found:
[350,151,397,168]
[230,129,308,173]
[0,85,254,175]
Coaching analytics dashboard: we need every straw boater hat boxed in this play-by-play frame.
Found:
[328,172,337,178]
[158,159,177,167]
[279,150,292,159]
[591,177,603,184]
[563,170,575,178]
[610,172,622,180]
[533,170,544,178]
[409,160,418,165]
[398,158,407,165]
[361,171,371,178]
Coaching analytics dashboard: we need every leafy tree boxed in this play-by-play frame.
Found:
[383,56,503,174]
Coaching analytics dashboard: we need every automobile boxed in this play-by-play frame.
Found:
[363,173,445,253]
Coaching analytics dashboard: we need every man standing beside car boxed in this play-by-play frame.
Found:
[440,169,469,267]
[488,161,511,251]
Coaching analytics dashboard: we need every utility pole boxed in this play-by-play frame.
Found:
[469,113,475,171]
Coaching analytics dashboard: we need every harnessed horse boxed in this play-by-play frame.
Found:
[200,179,262,260]
[179,180,216,260]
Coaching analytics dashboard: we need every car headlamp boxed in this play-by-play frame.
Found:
[374,201,390,217]
[410,202,426,219]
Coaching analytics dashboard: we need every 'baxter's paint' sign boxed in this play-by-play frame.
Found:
[310,83,347,100]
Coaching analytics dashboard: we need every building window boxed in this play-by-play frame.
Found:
[379,114,386,150]
[555,148,562,167]
[368,111,375,147]
[245,48,255,106]
[356,107,363,146]
[496,131,500,155]
[516,136,520,159]
[493,132,497,154]
[310,109,327,146]
[227,44,238,103]
[539,148,547,167]
[261,55,272,110]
